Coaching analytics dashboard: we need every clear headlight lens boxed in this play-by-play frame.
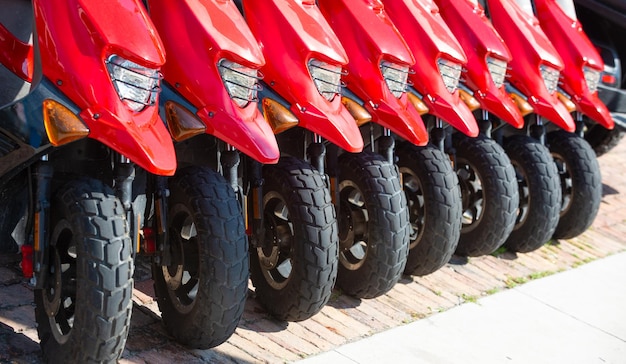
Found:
[106,55,160,112]
[486,56,508,89]
[437,58,462,93]
[539,64,560,95]
[583,66,601,94]
[218,59,262,108]
[380,60,410,98]
[308,59,343,101]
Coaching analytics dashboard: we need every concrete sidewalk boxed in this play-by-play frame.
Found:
[299,252,626,364]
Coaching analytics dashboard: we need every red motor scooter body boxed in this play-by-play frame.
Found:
[383,0,479,137]
[487,0,575,132]
[30,0,176,175]
[242,0,363,153]
[534,0,614,129]
[0,25,32,82]
[317,0,428,146]
[436,0,524,129]
[146,0,279,164]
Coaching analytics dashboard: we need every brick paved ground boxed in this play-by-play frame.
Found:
[1,138,625,363]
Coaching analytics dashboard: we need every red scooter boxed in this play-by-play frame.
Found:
[0,0,174,361]
[144,0,275,348]
[487,0,602,241]
[533,0,607,238]
[383,0,519,258]
[435,0,561,254]
[238,0,363,321]
[318,0,462,278]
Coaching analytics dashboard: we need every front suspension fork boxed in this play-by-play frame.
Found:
[32,156,52,288]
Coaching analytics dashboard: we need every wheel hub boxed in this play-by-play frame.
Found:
[338,184,369,270]
[456,161,485,231]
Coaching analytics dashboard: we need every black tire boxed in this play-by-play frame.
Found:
[547,131,602,239]
[153,166,248,349]
[335,151,410,298]
[250,156,338,321]
[35,178,132,363]
[584,122,625,157]
[502,136,561,252]
[396,142,462,276]
[452,134,518,256]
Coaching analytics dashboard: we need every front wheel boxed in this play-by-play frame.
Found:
[250,157,338,321]
[335,151,409,298]
[152,166,249,349]
[396,142,461,276]
[547,131,602,239]
[35,179,133,364]
[453,134,518,256]
[502,136,561,252]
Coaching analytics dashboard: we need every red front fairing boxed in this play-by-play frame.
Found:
[534,0,613,129]
[487,0,575,132]
[243,0,363,153]
[33,0,176,175]
[383,0,478,137]
[317,0,428,146]
[0,24,33,82]
[436,0,524,129]
[147,0,279,164]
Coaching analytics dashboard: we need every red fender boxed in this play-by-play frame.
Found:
[0,24,33,82]
[318,0,428,146]
[147,0,279,164]
[487,0,575,132]
[34,0,176,175]
[534,0,613,129]
[243,0,363,153]
[436,0,524,129]
[383,0,479,137]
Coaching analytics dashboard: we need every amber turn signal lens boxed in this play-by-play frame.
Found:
[165,101,206,142]
[262,98,299,134]
[407,92,429,115]
[459,89,481,111]
[341,96,372,126]
[43,99,89,146]
[509,93,534,117]
[557,92,577,113]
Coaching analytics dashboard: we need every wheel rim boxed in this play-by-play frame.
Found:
[456,159,485,232]
[400,167,425,249]
[258,191,294,290]
[552,153,573,215]
[163,204,200,314]
[43,220,78,345]
[511,160,531,228]
[338,181,369,271]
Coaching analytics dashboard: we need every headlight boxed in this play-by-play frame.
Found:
[106,55,160,112]
[583,66,601,94]
[218,59,262,108]
[539,64,560,95]
[486,56,507,89]
[380,61,410,98]
[437,58,462,93]
[308,59,343,101]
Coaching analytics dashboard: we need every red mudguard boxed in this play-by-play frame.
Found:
[436,0,524,129]
[242,0,363,153]
[383,0,479,137]
[318,0,428,146]
[534,0,614,129]
[33,0,176,175]
[487,0,575,132]
[147,0,280,164]
[0,24,33,82]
